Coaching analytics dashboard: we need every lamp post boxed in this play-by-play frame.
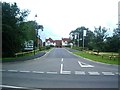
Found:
[37,25,43,51]
[33,14,37,55]
[83,30,86,50]
[74,32,79,47]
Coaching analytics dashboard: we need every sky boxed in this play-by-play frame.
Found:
[2,0,120,41]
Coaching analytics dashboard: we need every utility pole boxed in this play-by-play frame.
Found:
[83,30,86,50]
[77,33,79,47]
[34,14,37,55]
[83,32,84,49]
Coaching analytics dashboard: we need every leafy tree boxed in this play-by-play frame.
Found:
[70,26,88,47]
[85,30,95,50]
[105,28,120,52]
[93,26,107,52]
[2,2,29,57]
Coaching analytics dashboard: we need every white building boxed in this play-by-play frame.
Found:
[45,38,56,46]
[45,38,71,47]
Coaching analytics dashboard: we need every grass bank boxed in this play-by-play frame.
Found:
[73,51,120,65]
[2,47,52,61]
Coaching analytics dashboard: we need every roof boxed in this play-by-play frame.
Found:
[54,40,62,43]
[46,38,70,43]
[62,38,70,42]
[46,38,54,43]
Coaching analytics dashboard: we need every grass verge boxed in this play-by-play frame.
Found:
[73,51,120,65]
[2,48,52,61]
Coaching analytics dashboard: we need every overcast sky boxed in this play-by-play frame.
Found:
[2,0,120,41]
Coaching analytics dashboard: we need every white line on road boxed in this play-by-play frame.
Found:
[32,71,44,74]
[102,72,115,75]
[115,72,120,75]
[61,71,71,74]
[0,85,26,89]
[78,61,94,67]
[0,85,42,90]
[46,72,57,74]
[60,64,63,74]
[7,70,18,72]
[61,58,63,62]
[19,71,30,73]
[75,71,85,75]
[88,72,100,75]
[0,70,6,72]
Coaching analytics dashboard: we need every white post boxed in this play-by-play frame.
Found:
[83,33,84,49]
[78,33,79,47]
[83,30,86,50]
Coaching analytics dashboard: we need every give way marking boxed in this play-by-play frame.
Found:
[78,61,94,68]
[60,58,71,74]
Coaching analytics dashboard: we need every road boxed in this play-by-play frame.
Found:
[1,48,119,89]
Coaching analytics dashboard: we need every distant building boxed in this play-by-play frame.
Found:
[45,38,55,46]
[45,38,71,47]
[62,38,70,47]
[54,40,62,47]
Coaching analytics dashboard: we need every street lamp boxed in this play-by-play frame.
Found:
[83,30,86,50]
[74,32,79,47]
[33,14,37,55]
[37,25,43,50]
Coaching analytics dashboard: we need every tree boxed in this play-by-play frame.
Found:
[84,30,95,50]
[105,28,120,52]
[2,2,29,57]
[70,26,88,47]
[93,26,107,52]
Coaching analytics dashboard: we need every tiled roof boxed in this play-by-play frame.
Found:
[46,38,70,43]
[46,38,54,43]
[54,40,62,43]
[62,38,70,42]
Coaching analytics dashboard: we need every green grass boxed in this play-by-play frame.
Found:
[2,48,52,61]
[73,51,120,65]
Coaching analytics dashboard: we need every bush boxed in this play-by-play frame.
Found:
[46,46,51,50]
[72,46,83,51]
[65,45,71,48]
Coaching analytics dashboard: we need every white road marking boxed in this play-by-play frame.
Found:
[88,72,100,75]
[19,71,30,73]
[0,70,6,72]
[102,72,115,75]
[78,61,94,67]
[0,85,42,90]
[46,72,57,74]
[32,71,44,74]
[115,72,120,75]
[60,64,63,74]
[8,70,18,72]
[0,85,26,89]
[75,71,85,75]
[61,71,71,74]
[61,58,63,62]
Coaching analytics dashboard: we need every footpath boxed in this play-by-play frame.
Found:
[2,52,46,63]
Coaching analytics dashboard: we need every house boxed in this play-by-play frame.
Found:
[45,38,55,46]
[62,38,70,47]
[54,40,62,47]
[45,38,71,47]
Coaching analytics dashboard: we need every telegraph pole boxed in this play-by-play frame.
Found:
[83,30,86,50]
[34,14,37,55]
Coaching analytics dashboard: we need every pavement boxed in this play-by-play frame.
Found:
[1,48,120,90]
[2,51,46,63]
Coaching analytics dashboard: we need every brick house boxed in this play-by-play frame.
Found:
[45,38,70,47]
